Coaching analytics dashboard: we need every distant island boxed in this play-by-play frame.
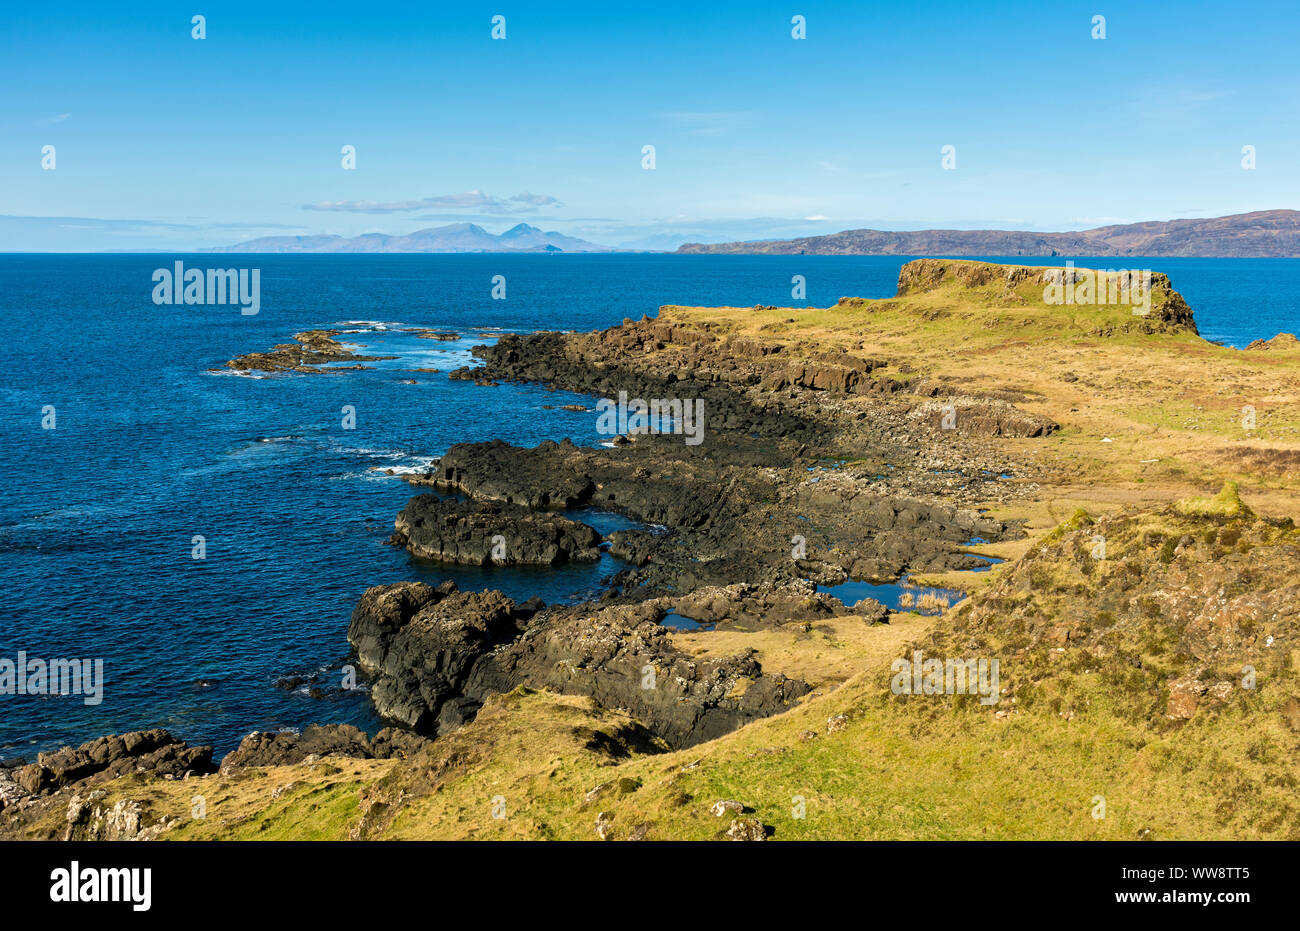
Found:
[202,210,1300,256]
[203,222,612,254]
[677,209,1300,257]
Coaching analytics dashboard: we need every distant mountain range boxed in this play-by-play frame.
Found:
[676,210,1300,258]
[204,223,612,253]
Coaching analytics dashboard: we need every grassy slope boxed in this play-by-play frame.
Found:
[95,615,1298,840]
[44,261,1300,841]
[663,260,1300,509]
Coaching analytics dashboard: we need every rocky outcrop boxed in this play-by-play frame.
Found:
[219,723,433,769]
[0,770,30,813]
[468,329,837,439]
[1245,332,1300,351]
[223,329,394,374]
[347,581,810,748]
[607,529,659,567]
[423,437,754,528]
[907,397,1057,438]
[894,259,1197,335]
[411,329,460,341]
[410,431,1024,599]
[13,730,215,795]
[63,795,178,841]
[391,494,602,566]
[348,581,536,734]
[671,579,887,628]
[467,601,812,748]
[427,439,597,509]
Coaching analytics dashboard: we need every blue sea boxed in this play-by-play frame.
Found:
[1,254,1296,760]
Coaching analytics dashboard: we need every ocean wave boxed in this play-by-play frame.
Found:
[333,320,402,330]
[379,456,441,476]
[207,368,268,379]
[324,443,442,481]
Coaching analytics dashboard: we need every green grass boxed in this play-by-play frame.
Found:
[1175,481,1252,518]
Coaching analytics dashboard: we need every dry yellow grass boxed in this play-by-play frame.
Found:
[658,261,1300,520]
[668,612,936,690]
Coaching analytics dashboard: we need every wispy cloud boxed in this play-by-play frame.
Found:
[510,191,560,207]
[303,190,562,214]
[1129,85,1233,128]
[658,111,754,136]
[36,113,71,125]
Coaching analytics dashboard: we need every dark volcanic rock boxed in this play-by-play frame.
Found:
[672,580,887,628]
[15,730,215,794]
[223,328,394,374]
[422,438,762,530]
[348,581,810,748]
[348,582,535,733]
[220,724,374,769]
[220,723,434,769]
[425,439,598,509]
[608,529,659,566]
[469,602,811,747]
[471,330,834,443]
[392,494,601,566]
[407,433,1024,600]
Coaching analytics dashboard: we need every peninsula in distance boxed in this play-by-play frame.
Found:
[204,211,1300,257]
[676,209,1300,258]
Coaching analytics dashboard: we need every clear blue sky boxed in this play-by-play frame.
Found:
[3,0,1298,250]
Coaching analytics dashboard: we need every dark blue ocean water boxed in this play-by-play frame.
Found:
[1,254,1295,760]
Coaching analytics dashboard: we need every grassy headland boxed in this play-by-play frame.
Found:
[6,259,1299,841]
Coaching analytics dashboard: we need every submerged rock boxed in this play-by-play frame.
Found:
[223,329,394,374]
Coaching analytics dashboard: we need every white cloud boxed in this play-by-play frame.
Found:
[658,111,754,136]
[304,191,563,213]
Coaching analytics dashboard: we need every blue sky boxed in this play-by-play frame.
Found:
[3,0,1298,250]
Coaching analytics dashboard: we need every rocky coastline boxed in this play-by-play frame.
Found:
[10,258,1299,841]
[6,259,1047,834]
